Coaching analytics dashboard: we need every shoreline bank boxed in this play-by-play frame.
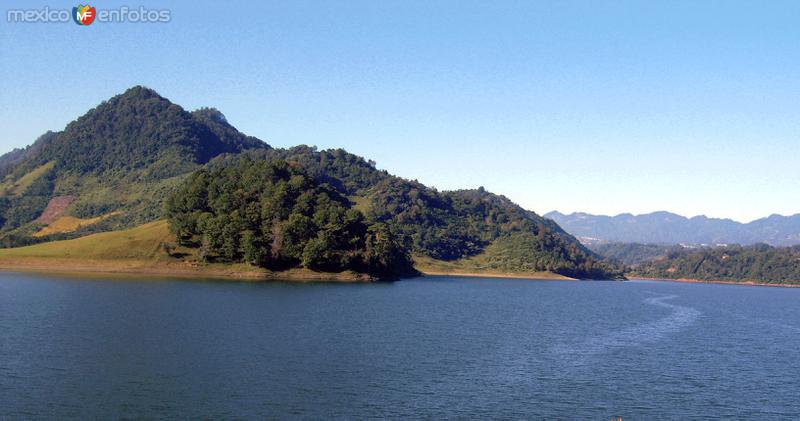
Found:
[7,258,794,287]
[0,258,377,283]
[0,257,583,283]
[630,276,800,288]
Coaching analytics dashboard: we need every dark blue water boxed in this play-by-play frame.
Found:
[1,273,799,419]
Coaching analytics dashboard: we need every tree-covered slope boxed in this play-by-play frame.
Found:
[209,146,624,279]
[29,86,266,178]
[166,159,416,278]
[0,86,269,242]
[632,244,800,284]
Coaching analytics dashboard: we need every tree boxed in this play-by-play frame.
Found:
[241,230,264,266]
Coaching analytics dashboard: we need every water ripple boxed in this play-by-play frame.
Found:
[554,295,701,360]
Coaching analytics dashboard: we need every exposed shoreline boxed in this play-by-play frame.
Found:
[630,276,800,288]
[5,258,797,288]
[0,256,582,283]
[0,257,377,283]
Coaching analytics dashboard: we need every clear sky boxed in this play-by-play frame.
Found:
[1,1,798,222]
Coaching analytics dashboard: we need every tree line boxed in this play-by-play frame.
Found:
[633,243,800,284]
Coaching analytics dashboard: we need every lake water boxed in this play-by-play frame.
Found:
[1,273,799,419]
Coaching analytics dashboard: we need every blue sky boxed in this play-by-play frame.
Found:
[1,1,798,222]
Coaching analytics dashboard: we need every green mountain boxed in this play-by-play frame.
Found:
[0,86,269,244]
[0,87,623,279]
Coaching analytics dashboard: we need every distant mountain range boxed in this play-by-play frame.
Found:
[545,211,800,246]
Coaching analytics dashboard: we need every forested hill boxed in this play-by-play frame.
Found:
[36,86,266,177]
[0,86,269,243]
[546,211,800,247]
[0,86,623,279]
[166,159,417,278]
[207,147,623,279]
[632,244,800,285]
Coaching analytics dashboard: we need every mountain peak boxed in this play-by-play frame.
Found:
[119,85,164,100]
[0,87,270,237]
[9,86,268,181]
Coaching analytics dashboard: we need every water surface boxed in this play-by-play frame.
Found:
[1,273,799,418]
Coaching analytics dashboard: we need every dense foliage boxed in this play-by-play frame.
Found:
[212,147,624,279]
[31,86,266,179]
[210,145,390,195]
[590,242,674,266]
[633,244,800,284]
[166,159,416,278]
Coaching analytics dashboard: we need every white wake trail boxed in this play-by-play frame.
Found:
[553,295,701,360]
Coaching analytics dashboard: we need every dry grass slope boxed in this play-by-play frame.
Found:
[0,220,376,282]
[0,220,172,260]
[33,212,121,237]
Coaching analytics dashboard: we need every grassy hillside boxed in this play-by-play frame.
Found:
[0,220,172,261]
[0,220,376,282]
[33,212,121,237]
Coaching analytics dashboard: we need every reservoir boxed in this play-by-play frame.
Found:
[1,273,798,418]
